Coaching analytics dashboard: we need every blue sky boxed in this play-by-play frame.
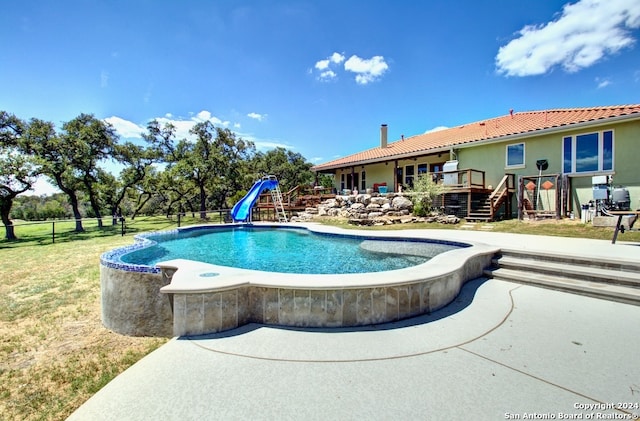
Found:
[2,0,640,195]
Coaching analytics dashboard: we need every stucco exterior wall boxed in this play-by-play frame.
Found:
[569,120,640,211]
[326,119,639,216]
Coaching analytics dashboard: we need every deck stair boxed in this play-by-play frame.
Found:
[484,249,640,306]
[466,174,513,222]
[467,196,493,222]
[269,179,288,222]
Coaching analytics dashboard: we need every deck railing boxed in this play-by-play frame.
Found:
[430,168,487,190]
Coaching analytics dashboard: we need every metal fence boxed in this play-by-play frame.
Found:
[2,209,234,244]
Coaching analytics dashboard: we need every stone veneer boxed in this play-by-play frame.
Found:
[101,223,497,337]
[165,265,482,337]
[100,265,174,337]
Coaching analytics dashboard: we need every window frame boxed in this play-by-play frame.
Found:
[404,164,415,187]
[562,130,614,175]
[505,142,525,169]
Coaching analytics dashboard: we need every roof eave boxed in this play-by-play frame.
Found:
[312,111,640,172]
[454,112,640,150]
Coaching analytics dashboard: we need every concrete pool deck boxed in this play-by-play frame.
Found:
[70,230,640,420]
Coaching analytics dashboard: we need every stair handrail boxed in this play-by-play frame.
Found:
[489,174,515,219]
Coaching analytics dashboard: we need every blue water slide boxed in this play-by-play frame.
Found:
[231,177,279,222]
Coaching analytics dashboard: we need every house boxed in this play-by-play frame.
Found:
[311,105,640,221]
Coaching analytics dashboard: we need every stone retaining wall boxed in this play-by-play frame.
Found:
[292,193,459,225]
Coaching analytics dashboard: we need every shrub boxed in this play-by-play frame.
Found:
[407,175,446,216]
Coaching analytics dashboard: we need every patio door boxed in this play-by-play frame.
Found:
[346,173,359,191]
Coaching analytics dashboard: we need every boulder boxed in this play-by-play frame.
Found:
[370,197,388,206]
[392,196,413,210]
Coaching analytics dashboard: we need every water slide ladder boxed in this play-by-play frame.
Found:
[269,177,288,222]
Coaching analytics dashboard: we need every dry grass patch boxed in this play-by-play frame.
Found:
[0,233,167,421]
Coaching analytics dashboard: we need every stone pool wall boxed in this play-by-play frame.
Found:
[101,265,174,337]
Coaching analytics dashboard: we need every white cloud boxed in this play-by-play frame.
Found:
[330,52,345,64]
[596,77,612,88]
[344,55,389,84]
[104,116,145,138]
[496,0,640,77]
[424,126,449,134]
[247,112,266,121]
[319,70,336,80]
[313,52,345,81]
[254,140,291,150]
[315,59,331,71]
[105,111,295,153]
[100,70,109,88]
[105,110,231,141]
[104,111,290,152]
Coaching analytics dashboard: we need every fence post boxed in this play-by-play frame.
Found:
[52,221,55,243]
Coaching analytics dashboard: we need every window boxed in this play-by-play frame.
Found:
[340,173,345,191]
[417,163,428,175]
[361,170,366,191]
[405,165,415,187]
[506,143,525,167]
[562,130,614,174]
[346,173,358,190]
[431,162,445,182]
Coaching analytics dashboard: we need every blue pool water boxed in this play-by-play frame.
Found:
[119,226,462,274]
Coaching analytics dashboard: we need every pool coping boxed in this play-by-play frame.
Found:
[100,222,499,337]
[157,223,496,293]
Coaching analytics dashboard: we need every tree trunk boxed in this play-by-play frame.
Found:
[86,184,103,228]
[1,203,17,240]
[110,206,119,225]
[0,194,18,241]
[67,192,84,232]
[199,184,207,219]
[132,193,151,220]
[53,174,84,232]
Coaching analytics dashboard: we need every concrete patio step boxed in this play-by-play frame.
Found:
[484,249,640,306]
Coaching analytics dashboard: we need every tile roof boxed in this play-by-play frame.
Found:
[312,104,640,171]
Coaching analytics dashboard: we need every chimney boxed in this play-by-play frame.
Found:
[380,124,388,148]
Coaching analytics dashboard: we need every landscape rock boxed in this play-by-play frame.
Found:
[297,192,459,226]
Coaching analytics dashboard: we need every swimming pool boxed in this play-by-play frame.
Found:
[100,223,498,337]
[118,226,462,274]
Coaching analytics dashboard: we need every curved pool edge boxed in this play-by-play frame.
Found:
[100,223,499,337]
